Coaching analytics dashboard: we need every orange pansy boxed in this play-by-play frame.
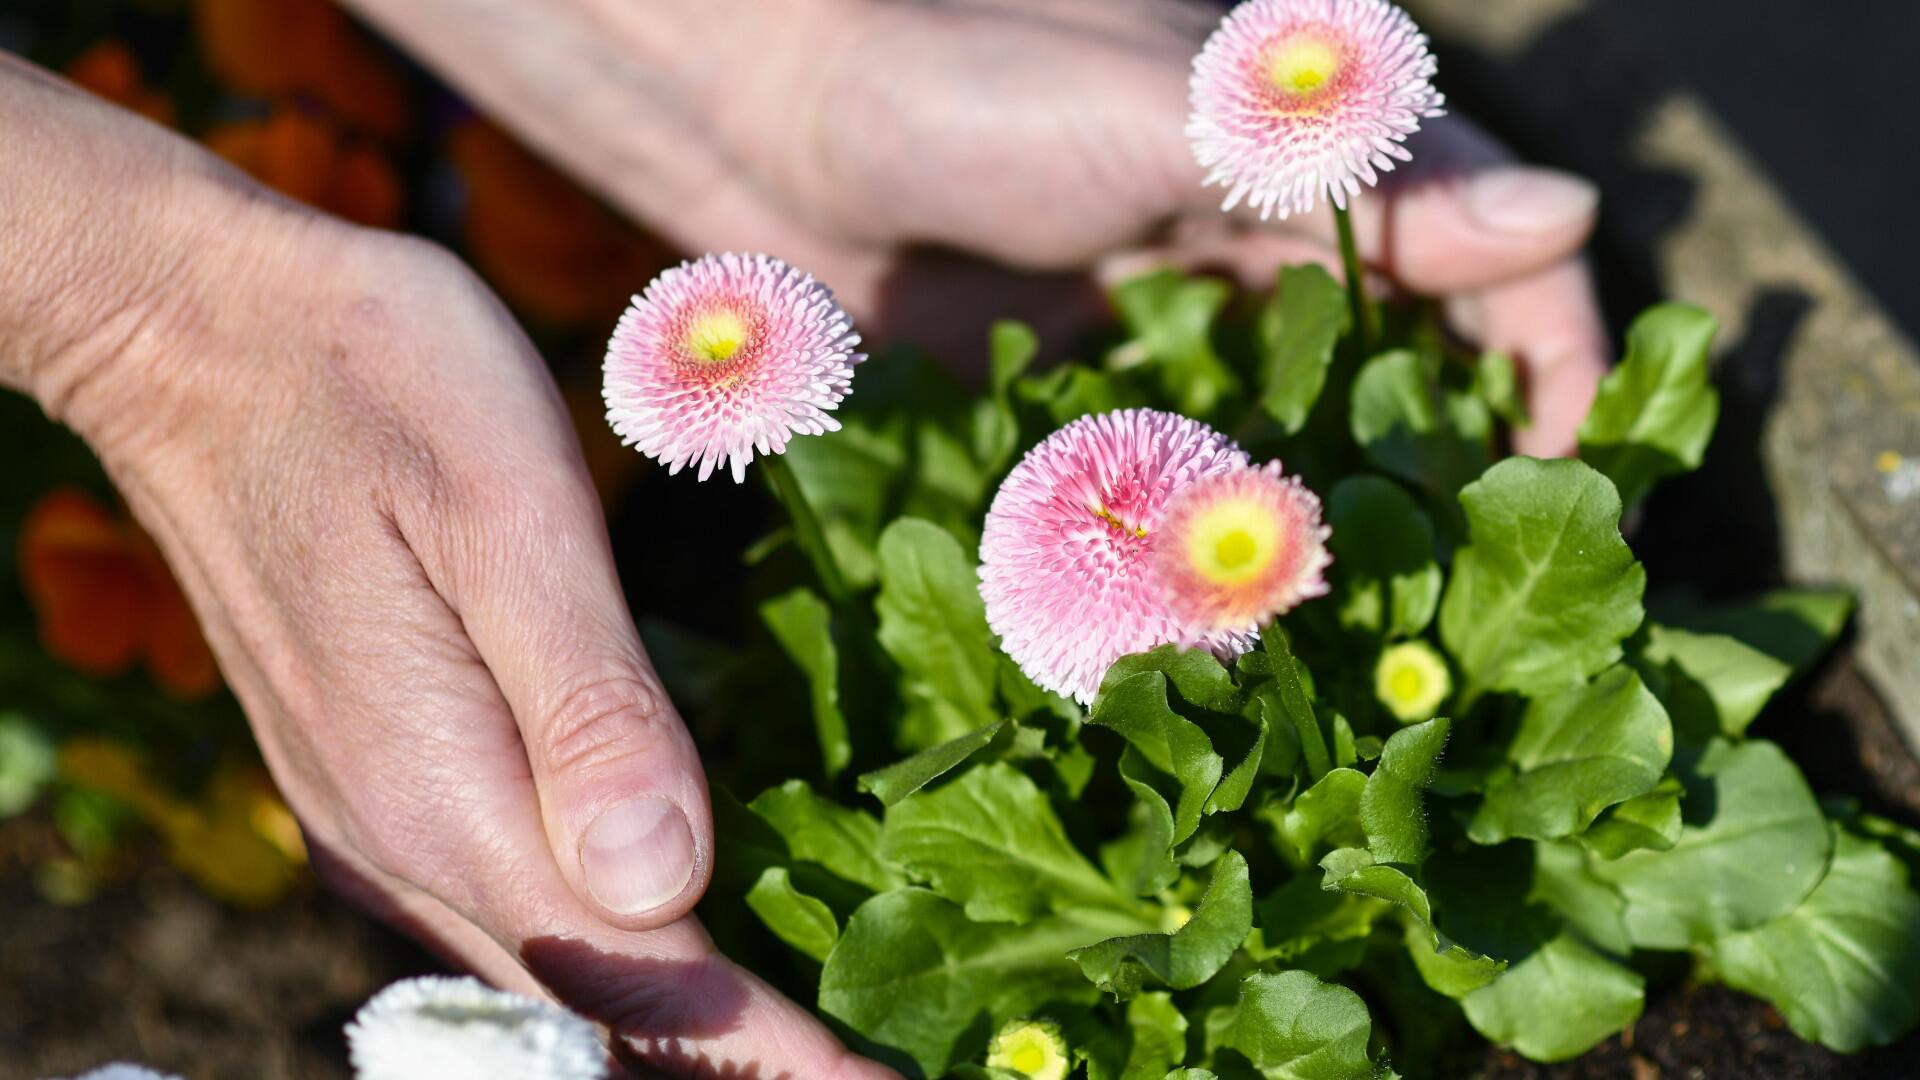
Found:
[205,107,403,228]
[193,0,412,143]
[18,489,220,700]
[63,40,176,126]
[449,120,673,327]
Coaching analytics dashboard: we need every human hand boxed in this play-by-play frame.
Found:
[348,0,1606,456]
[1,60,893,1079]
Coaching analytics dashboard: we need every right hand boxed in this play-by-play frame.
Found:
[5,57,893,1079]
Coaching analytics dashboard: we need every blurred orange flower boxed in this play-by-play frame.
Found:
[450,120,673,327]
[18,489,220,700]
[193,0,412,143]
[205,107,403,228]
[63,40,176,126]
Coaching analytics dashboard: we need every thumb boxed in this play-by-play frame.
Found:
[1375,162,1600,294]
[408,466,714,930]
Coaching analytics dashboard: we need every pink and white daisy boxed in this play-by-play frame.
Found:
[979,409,1254,705]
[1187,0,1446,220]
[1151,461,1331,639]
[603,252,863,483]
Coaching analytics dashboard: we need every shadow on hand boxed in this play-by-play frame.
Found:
[522,935,778,1080]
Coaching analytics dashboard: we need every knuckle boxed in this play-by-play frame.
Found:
[540,673,674,777]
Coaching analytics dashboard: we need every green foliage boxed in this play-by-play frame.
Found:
[1711,827,1920,1051]
[1070,850,1253,997]
[1205,970,1384,1078]
[820,888,1139,1076]
[1577,304,1720,506]
[1323,478,1441,639]
[858,720,1005,807]
[1589,739,1832,948]
[1259,265,1348,434]
[1469,667,1672,844]
[1112,270,1243,418]
[875,518,1001,748]
[615,268,1910,1075]
[881,763,1137,922]
[761,588,850,778]
[1440,458,1646,699]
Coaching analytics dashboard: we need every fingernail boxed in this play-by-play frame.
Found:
[1465,167,1598,234]
[580,797,695,916]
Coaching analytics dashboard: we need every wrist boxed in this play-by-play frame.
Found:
[0,58,298,438]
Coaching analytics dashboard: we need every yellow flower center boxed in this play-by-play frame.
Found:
[1186,499,1281,586]
[1268,36,1341,97]
[986,1021,1070,1080]
[684,309,749,364]
[1375,641,1451,724]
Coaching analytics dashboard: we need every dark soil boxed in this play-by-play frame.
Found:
[1478,982,1916,1080]
[0,816,439,1080]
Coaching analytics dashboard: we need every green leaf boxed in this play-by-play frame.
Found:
[1711,827,1920,1052]
[1439,457,1647,699]
[1255,630,1333,780]
[783,418,906,587]
[1319,849,1505,997]
[1020,363,1148,427]
[1636,624,1792,740]
[1589,739,1832,948]
[1268,768,1367,864]
[1528,840,1632,955]
[973,321,1039,475]
[1258,264,1347,434]
[1581,778,1684,860]
[1469,667,1672,844]
[1086,993,1191,1080]
[1361,719,1448,866]
[1674,587,1853,676]
[1106,759,1182,898]
[1247,873,1390,970]
[1070,850,1253,998]
[1091,671,1225,843]
[1460,931,1645,1063]
[1112,269,1242,417]
[1474,352,1528,428]
[1324,478,1441,639]
[760,588,851,778]
[882,763,1135,922]
[1207,707,1269,815]
[858,721,1006,808]
[875,518,1000,747]
[820,888,1142,1076]
[1206,970,1383,1079]
[749,781,906,894]
[747,866,839,961]
[1577,304,1720,506]
[1350,349,1490,506]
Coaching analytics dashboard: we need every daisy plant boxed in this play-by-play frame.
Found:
[612,3,1920,1076]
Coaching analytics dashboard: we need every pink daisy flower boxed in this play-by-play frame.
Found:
[1187,0,1446,220]
[1151,461,1332,639]
[979,409,1254,705]
[603,252,862,483]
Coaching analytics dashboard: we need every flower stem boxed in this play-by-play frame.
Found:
[762,454,849,607]
[1333,203,1375,357]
